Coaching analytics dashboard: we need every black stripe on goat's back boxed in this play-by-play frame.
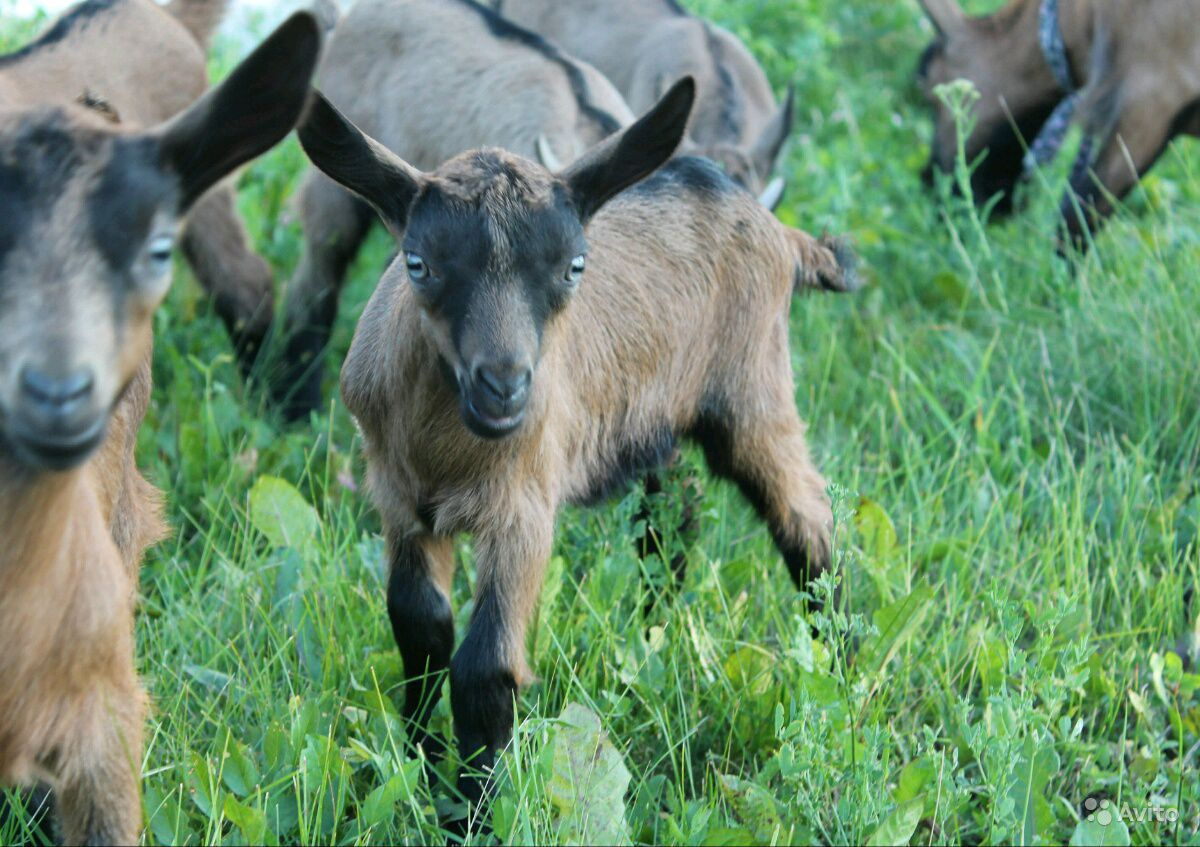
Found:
[450,0,623,136]
[0,0,123,68]
[629,155,738,201]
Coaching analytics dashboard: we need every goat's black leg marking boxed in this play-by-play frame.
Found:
[449,589,516,810]
[690,408,835,610]
[275,179,372,421]
[387,533,455,760]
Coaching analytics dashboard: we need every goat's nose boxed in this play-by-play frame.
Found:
[474,362,532,405]
[20,366,95,412]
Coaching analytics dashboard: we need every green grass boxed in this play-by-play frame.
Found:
[3,1,1200,844]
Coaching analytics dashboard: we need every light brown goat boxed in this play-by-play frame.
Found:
[0,0,285,370]
[0,10,321,843]
[917,0,1200,246]
[298,76,854,819]
[495,0,795,207]
[274,0,634,420]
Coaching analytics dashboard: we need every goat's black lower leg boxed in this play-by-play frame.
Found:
[273,177,372,421]
[691,409,834,610]
[387,534,455,761]
[636,464,701,615]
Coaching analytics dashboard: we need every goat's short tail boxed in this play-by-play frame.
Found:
[787,229,859,294]
[166,0,231,48]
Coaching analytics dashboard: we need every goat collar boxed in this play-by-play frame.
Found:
[1023,0,1081,173]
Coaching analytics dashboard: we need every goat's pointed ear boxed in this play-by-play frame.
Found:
[563,76,695,222]
[157,12,322,212]
[298,91,423,233]
[918,0,966,36]
[752,83,795,183]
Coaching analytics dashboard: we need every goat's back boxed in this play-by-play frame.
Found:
[318,0,632,170]
[0,0,207,125]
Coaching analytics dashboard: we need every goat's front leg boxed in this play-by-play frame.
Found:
[450,504,554,809]
[386,531,456,760]
[55,680,145,846]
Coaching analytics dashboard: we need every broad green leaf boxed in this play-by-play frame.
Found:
[220,738,259,797]
[548,703,633,845]
[716,774,784,842]
[1003,736,1060,845]
[248,476,320,559]
[867,796,925,846]
[223,795,270,845]
[857,586,934,678]
[1068,815,1131,846]
[893,757,935,805]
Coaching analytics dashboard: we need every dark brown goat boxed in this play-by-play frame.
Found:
[0,13,321,844]
[298,77,854,818]
[917,0,1200,247]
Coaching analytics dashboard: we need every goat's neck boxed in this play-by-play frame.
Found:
[0,458,85,585]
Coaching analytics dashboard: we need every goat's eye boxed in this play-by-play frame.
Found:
[147,235,174,267]
[565,254,586,286]
[406,252,429,283]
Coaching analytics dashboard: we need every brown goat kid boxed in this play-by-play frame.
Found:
[274,0,633,421]
[0,0,286,371]
[0,14,321,844]
[918,0,1200,247]
[298,77,854,814]
[496,0,795,208]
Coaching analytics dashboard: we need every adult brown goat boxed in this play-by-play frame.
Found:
[496,0,796,208]
[298,76,855,817]
[0,10,321,844]
[917,0,1200,248]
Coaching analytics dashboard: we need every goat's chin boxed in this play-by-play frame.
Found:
[461,401,526,441]
[2,415,108,474]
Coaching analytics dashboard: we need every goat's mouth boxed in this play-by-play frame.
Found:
[4,415,108,472]
[462,397,526,440]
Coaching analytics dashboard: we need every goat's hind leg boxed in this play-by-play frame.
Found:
[692,400,834,607]
[181,184,276,374]
[386,532,456,762]
[273,174,373,421]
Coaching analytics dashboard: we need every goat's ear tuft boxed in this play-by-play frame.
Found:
[157,12,322,212]
[563,76,695,222]
[298,92,423,233]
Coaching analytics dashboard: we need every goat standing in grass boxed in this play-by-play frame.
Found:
[298,76,855,819]
[274,0,633,421]
[917,0,1200,248]
[496,0,796,208]
[0,12,321,843]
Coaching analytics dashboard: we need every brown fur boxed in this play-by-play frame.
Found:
[0,0,276,368]
[0,11,322,843]
[918,0,1200,242]
[496,0,795,199]
[275,0,635,420]
[299,82,852,812]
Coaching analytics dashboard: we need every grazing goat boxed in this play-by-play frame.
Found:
[917,0,1200,247]
[298,76,855,814]
[273,0,634,421]
[495,0,795,208]
[0,0,289,371]
[0,12,321,844]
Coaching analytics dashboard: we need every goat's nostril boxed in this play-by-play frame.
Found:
[475,364,531,404]
[20,366,95,408]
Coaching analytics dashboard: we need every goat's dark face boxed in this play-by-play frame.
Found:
[916,1,1062,210]
[0,113,177,470]
[0,12,321,473]
[401,152,586,438]
[299,77,696,441]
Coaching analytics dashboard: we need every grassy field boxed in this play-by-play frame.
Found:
[3,0,1200,844]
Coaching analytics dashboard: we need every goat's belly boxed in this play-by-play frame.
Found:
[568,429,679,507]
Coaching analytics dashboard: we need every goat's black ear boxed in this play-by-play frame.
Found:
[156,12,322,212]
[297,92,423,233]
[563,76,695,222]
